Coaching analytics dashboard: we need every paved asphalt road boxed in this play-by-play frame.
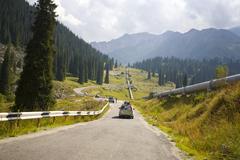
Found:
[0,101,186,160]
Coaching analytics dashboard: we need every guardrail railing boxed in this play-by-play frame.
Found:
[152,74,240,98]
[126,68,134,100]
[0,103,109,122]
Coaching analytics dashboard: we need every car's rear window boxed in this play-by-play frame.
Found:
[121,105,132,110]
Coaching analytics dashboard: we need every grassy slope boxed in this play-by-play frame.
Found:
[0,76,100,112]
[83,67,174,100]
[133,82,240,160]
[83,67,129,99]
[128,68,174,99]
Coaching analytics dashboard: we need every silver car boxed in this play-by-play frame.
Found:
[119,102,134,119]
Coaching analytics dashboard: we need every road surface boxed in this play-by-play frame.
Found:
[0,101,186,160]
[73,86,97,96]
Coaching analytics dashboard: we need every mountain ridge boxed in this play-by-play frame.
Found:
[91,27,240,63]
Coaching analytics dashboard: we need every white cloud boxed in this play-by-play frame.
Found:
[26,0,240,42]
[27,0,83,26]
[55,0,83,26]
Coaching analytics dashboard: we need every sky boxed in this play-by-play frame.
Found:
[26,0,240,42]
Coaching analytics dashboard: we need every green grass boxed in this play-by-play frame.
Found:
[0,94,14,112]
[55,96,105,111]
[53,77,97,98]
[128,68,174,99]
[80,67,130,99]
[133,82,240,160]
[88,86,129,100]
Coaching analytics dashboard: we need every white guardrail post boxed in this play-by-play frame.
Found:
[154,74,240,98]
[0,102,109,122]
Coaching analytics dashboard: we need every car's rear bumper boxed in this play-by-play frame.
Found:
[119,114,133,118]
[119,112,133,118]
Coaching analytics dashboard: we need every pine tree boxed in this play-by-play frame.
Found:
[152,71,155,77]
[109,58,114,70]
[158,69,162,86]
[147,70,151,80]
[56,53,65,81]
[183,73,188,87]
[14,0,57,111]
[0,44,14,96]
[96,60,104,85]
[176,73,183,88]
[84,59,88,83]
[114,60,118,68]
[158,68,165,86]
[104,63,110,84]
[78,57,85,84]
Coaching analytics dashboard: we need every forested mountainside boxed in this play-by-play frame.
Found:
[132,57,240,87]
[91,28,240,63]
[0,0,109,81]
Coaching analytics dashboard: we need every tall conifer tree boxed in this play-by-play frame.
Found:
[114,60,118,68]
[104,63,110,84]
[14,0,57,111]
[78,57,85,84]
[147,71,151,80]
[56,53,65,81]
[96,60,104,85]
[183,73,188,87]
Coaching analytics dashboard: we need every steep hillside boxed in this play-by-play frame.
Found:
[134,82,240,159]
[0,0,108,80]
[91,28,240,63]
[0,43,25,72]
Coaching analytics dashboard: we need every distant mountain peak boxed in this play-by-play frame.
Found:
[120,32,154,38]
[185,28,199,34]
[91,27,240,63]
[162,30,181,36]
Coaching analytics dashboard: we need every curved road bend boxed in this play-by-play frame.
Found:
[0,101,186,160]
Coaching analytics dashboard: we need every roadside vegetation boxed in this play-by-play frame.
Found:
[0,104,109,139]
[133,82,240,160]
[83,67,128,99]
[55,96,105,111]
[0,75,109,139]
[127,68,174,99]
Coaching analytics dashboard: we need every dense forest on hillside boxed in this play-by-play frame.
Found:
[0,0,109,82]
[132,57,240,87]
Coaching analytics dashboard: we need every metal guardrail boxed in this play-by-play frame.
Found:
[152,74,240,98]
[126,68,134,99]
[0,103,109,122]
